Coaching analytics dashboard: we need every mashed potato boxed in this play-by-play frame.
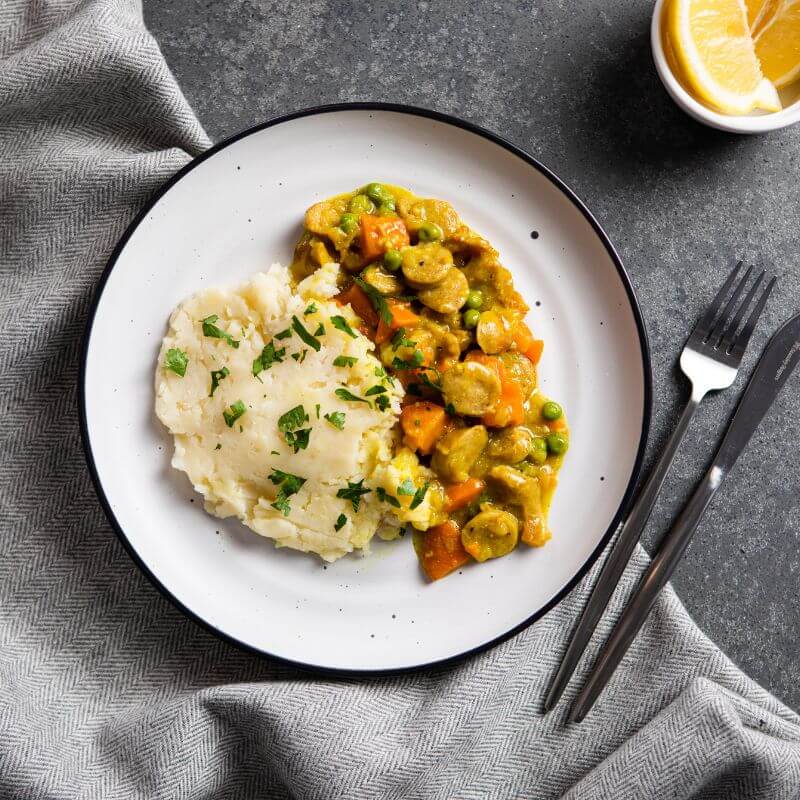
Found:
[155,263,432,562]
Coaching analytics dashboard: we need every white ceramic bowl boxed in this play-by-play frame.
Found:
[651,0,800,133]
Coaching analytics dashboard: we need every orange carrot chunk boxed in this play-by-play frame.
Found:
[512,321,544,364]
[525,339,544,365]
[360,215,410,263]
[400,401,448,455]
[443,478,486,513]
[336,283,379,330]
[418,520,471,581]
[374,300,420,344]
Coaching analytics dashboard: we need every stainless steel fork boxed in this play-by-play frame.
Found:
[544,261,776,714]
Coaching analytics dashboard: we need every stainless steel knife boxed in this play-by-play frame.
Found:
[569,310,800,723]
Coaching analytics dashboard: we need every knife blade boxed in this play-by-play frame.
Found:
[714,310,800,475]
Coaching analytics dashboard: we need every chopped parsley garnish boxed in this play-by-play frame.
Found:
[275,328,293,340]
[330,315,358,339]
[222,400,246,427]
[419,368,443,390]
[335,387,368,404]
[374,365,395,386]
[268,468,307,516]
[353,277,392,325]
[209,366,230,397]
[324,411,346,430]
[315,404,320,419]
[202,315,239,348]
[376,487,401,508]
[409,483,430,510]
[374,394,391,411]
[397,479,416,496]
[164,348,188,377]
[215,443,222,450]
[270,450,280,455]
[277,404,311,453]
[391,350,425,370]
[364,385,387,396]
[291,349,308,363]
[290,315,322,351]
[304,303,318,315]
[336,479,371,512]
[391,328,416,351]
[333,355,358,367]
[314,322,325,337]
[334,513,347,532]
[253,341,286,377]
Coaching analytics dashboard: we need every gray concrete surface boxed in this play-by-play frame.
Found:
[142,0,800,709]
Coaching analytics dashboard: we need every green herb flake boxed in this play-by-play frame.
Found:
[278,404,312,453]
[374,394,391,412]
[202,315,240,348]
[376,487,401,508]
[314,322,325,337]
[215,443,222,450]
[335,387,368,404]
[397,478,416,496]
[324,411,346,430]
[253,341,286,378]
[336,479,371,512]
[409,482,430,510]
[330,315,358,339]
[391,328,415,351]
[164,348,188,377]
[315,403,320,419]
[222,400,246,428]
[291,315,322,351]
[364,385,387,397]
[445,402,456,416]
[304,303,318,316]
[275,328,293,340]
[291,349,308,363]
[374,365,395,386]
[268,468,307,517]
[270,450,280,455]
[354,277,392,325]
[333,355,358,368]
[334,513,347,532]
[209,366,230,397]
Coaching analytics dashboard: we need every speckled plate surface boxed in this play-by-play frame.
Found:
[80,104,651,673]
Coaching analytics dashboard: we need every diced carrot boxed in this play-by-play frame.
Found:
[443,478,486,513]
[335,283,379,329]
[418,520,471,581]
[360,215,410,263]
[374,300,420,344]
[400,401,448,455]
[525,339,544,365]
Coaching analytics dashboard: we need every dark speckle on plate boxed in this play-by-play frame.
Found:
[530,230,539,239]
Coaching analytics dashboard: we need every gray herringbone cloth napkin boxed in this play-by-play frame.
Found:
[2,2,800,798]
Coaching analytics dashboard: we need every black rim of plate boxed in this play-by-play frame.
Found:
[79,102,653,676]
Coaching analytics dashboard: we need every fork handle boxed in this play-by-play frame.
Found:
[543,388,702,712]
[569,466,719,722]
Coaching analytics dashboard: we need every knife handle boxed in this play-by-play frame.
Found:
[569,466,721,722]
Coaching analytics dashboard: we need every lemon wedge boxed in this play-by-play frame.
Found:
[667,0,782,114]
[755,1,800,87]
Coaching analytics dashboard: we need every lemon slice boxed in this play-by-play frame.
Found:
[745,0,779,32]
[755,0,800,87]
[668,0,782,114]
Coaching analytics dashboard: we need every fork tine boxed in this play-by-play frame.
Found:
[718,270,765,350]
[728,275,776,361]
[706,264,753,344]
[691,261,742,342]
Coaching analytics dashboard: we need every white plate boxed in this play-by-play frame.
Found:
[80,105,651,673]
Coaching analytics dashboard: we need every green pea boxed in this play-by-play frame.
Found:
[465,289,484,310]
[364,182,390,203]
[463,308,480,328]
[339,213,358,234]
[348,194,375,215]
[383,249,403,272]
[377,197,396,214]
[546,432,568,456]
[529,437,548,464]
[541,401,563,421]
[418,222,443,242]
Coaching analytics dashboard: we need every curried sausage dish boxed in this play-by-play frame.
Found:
[291,183,569,580]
